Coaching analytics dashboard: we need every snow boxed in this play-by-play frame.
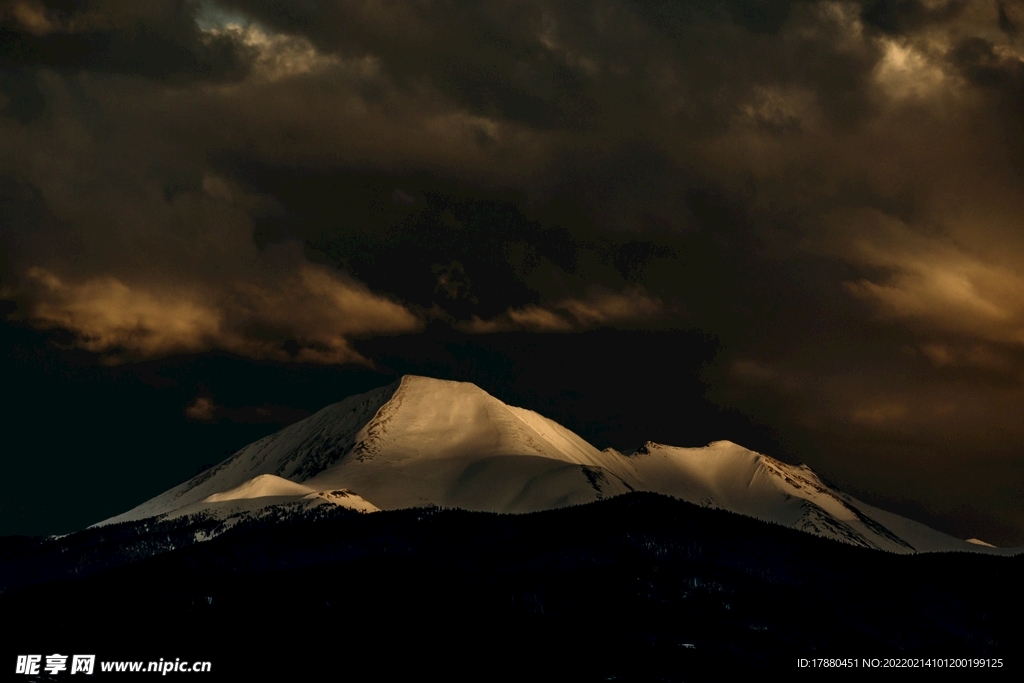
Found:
[299,376,634,512]
[99,381,400,525]
[308,489,379,513]
[202,474,315,502]
[97,375,1019,555]
[620,442,918,552]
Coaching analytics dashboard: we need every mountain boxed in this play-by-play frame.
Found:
[5,375,1016,677]
[101,375,1009,554]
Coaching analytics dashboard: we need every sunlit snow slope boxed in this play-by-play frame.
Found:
[102,376,1011,554]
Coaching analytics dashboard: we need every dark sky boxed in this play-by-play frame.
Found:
[2,0,1023,544]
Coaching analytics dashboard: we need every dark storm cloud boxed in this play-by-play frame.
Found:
[950,32,1024,96]
[997,0,1019,36]
[0,9,424,363]
[7,0,997,345]
[214,0,881,134]
[2,0,1024,541]
[0,0,254,82]
[861,0,967,34]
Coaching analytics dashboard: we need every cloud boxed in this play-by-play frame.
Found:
[2,1,1021,360]
[873,37,949,100]
[183,396,310,424]
[12,261,420,364]
[205,23,343,83]
[19,267,222,356]
[730,359,802,392]
[185,396,217,421]
[918,342,1016,371]
[459,287,663,333]
[860,0,968,36]
[814,210,1024,345]
[850,400,909,425]
[0,0,255,82]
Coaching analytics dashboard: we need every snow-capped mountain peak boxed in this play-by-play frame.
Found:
[100,375,1009,554]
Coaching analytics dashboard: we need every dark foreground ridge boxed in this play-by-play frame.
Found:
[1,493,1019,680]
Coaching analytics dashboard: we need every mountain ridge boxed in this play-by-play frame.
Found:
[100,375,1016,555]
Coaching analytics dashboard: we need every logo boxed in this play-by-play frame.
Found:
[15,655,95,676]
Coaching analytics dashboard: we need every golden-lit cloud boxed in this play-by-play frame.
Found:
[872,37,951,101]
[14,263,420,364]
[823,211,1024,345]
[459,287,662,333]
[918,342,1015,371]
[206,23,344,83]
[3,1,57,35]
[730,359,802,393]
[21,267,223,357]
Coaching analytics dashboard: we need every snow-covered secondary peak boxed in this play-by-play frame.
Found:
[202,474,316,503]
[100,380,401,526]
[616,441,918,552]
[101,375,1009,555]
